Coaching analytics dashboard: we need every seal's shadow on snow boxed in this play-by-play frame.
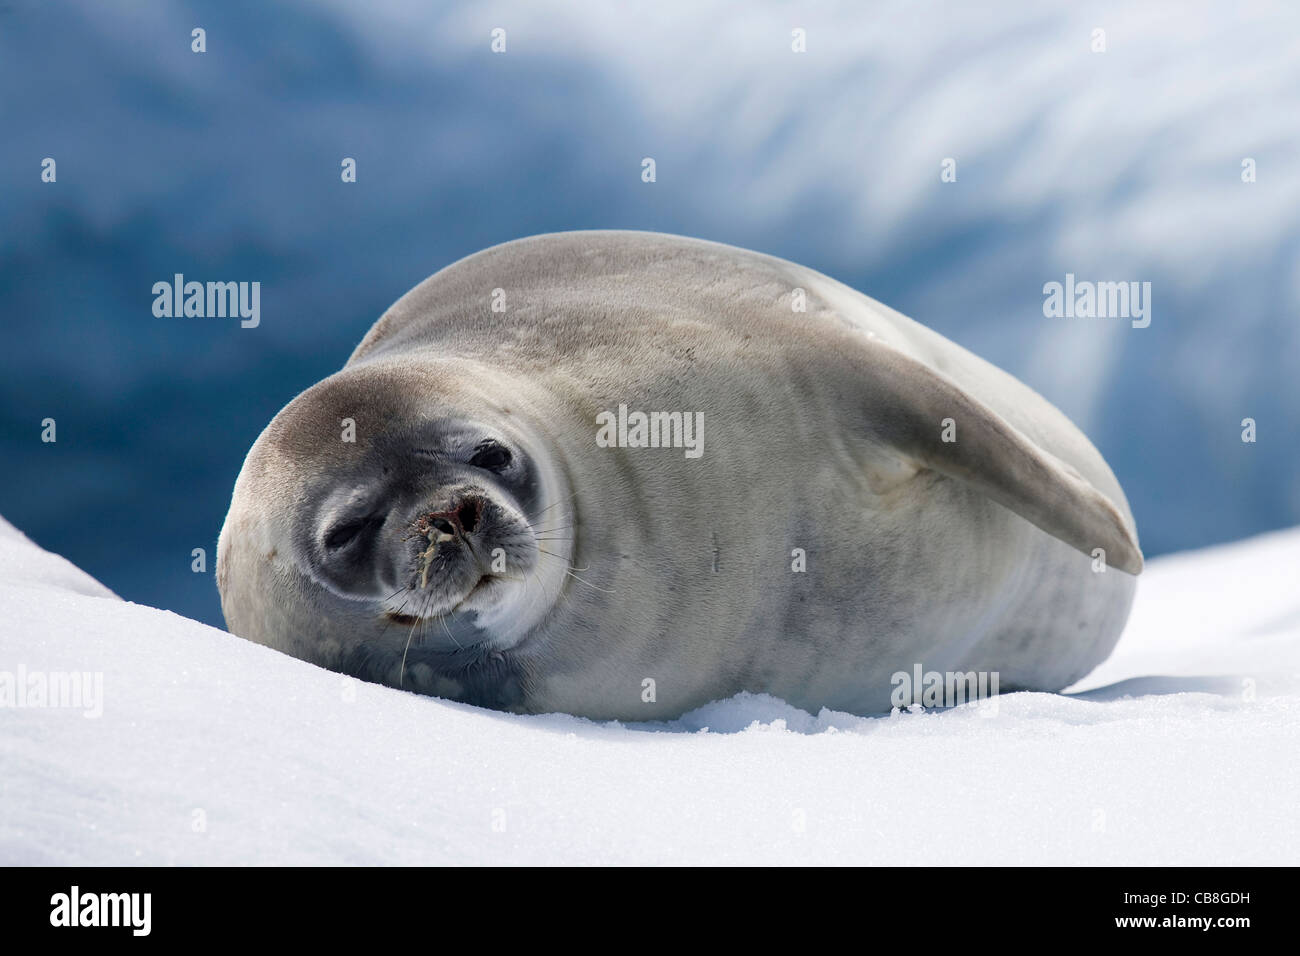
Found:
[495,680,1255,739]
[1067,674,1246,702]
[607,677,1252,736]
[616,692,899,736]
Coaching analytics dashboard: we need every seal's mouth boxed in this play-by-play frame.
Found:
[384,572,502,626]
[453,573,507,608]
[385,610,424,627]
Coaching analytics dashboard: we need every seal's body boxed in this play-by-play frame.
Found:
[218,231,1141,719]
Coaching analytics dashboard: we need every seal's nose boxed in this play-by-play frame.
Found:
[424,496,483,539]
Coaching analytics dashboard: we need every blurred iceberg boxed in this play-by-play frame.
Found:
[1,0,1297,626]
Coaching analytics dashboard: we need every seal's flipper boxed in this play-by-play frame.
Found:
[857,345,1143,575]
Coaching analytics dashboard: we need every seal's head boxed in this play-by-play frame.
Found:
[217,357,574,704]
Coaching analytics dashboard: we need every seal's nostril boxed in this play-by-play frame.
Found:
[429,516,456,536]
[456,499,481,535]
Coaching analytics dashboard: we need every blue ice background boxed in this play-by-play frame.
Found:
[1,1,1297,628]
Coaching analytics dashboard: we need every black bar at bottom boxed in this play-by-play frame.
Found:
[0,865,1282,942]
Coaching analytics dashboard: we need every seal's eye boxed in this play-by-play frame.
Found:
[323,513,383,552]
[468,439,512,473]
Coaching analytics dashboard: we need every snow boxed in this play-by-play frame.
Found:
[1,514,1296,865]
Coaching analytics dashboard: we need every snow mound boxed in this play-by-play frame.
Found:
[1,515,1297,865]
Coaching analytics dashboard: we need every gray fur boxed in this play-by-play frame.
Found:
[218,231,1141,719]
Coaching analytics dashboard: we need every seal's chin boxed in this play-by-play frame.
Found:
[378,567,538,656]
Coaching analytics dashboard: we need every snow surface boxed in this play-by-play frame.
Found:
[1,514,1296,865]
